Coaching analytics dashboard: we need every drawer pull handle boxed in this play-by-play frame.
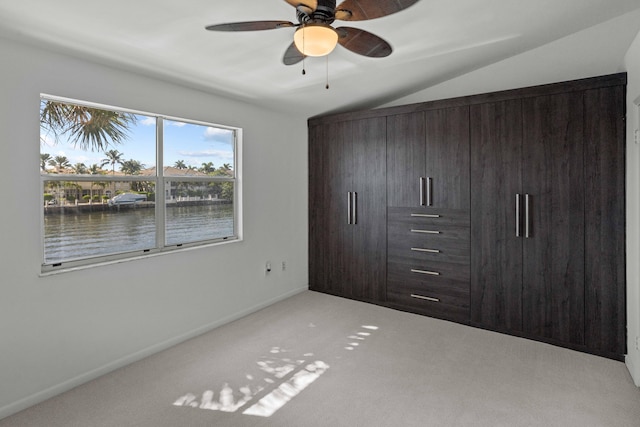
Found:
[411,248,440,253]
[411,294,440,302]
[411,214,441,218]
[411,229,440,234]
[411,269,440,276]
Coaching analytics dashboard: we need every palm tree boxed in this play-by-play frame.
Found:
[64,182,82,203]
[71,163,88,174]
[200,162,215,174]
[87,164,103,202]
[121,159,144,175]
[218,163,233,177]
[88,164,102,175]
[40,153,51,171]
[48,155,71,172]
[40,100,137,152]
[174,160,187,170]
[101,150,124,197]
[101,150,124,176]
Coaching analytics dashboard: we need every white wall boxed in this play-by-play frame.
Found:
[383,10,640,385]
[624,31,640,386]
[0,36,309,418]
[384,9,640,107]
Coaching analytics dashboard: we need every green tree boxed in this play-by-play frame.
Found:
[40,100,137,152]
[218,163,233,177]
[174,160,187,170]
[101,150,124,176]
[101,150,124,197]
[48,155,71,172]
[40,153,51,171]
[121,159,144,175]
[71,162,88,174]
[87,164,104,201]
[64,182,82,202]
[88,164,103,175]
[200,162,215,174]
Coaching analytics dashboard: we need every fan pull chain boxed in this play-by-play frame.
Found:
[325,55,330,89]
[302,27,306,75]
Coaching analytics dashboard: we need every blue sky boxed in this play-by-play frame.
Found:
[41,112,235,172]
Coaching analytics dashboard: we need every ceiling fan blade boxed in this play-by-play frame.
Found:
[283,42,306,65]
[336,27,392,57]
[283,0,318,14]
[205,21,295,32]
[335,0,420,21]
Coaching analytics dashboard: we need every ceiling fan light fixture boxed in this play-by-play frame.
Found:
[294,24,338,57]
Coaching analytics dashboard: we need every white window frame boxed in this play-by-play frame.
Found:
[40,94,242,273]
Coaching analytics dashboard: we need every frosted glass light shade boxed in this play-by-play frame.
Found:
[293,24,338,57]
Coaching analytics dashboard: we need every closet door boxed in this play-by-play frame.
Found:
[387,112,425,207]
[425,107,470,210]
[521,92,585,346]
[584,85,626,355]
[470,99,524,331]
[351,117,387,301]
[308,121,353,295]
[308,123,328,292]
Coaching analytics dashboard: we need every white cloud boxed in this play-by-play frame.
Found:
[140,117,156,126]
[204,127,232,140]
[177,149,233,161]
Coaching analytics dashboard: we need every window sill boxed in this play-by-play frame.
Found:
[39,237,241,277]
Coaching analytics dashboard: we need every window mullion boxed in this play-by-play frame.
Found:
[156,117,165,248]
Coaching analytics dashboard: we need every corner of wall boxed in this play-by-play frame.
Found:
[624,27,640,387]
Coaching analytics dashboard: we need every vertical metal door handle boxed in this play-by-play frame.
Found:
[352,192,357,225]
[515,194,521,237]
[419,177,426,206]
[347,192,352,225]
[426,177,432,206]
[525,194,530,238]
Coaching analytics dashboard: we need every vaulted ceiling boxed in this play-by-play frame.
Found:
[1,0,639,118]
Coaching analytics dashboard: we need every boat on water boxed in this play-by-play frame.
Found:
[108,193,147,206]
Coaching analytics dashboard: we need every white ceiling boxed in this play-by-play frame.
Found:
[1,0,640,118]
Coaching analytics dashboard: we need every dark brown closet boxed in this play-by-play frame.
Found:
[308,73,626,360]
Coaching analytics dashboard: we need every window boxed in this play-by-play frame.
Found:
[40,95,240,271]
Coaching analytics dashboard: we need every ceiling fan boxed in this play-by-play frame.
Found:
[205,0,420,65]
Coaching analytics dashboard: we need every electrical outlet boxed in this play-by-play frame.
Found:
[635,129,639,144]
[266,262,272,274]
[282,261,286,271]
[636,336,639,351]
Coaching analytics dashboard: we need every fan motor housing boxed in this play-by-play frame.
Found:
[297,0,336,24]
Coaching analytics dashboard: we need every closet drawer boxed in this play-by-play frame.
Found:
[388,258,469,282]
[389,223,470,248]
[389,239,469,265]
[387,281,470,323]
[388,207,470,227]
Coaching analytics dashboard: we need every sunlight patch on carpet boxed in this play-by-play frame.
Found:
[172,324,378,418]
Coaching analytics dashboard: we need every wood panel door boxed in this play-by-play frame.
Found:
[308,123,327,292]
[387,112,425,207]
[309,118,387,301]
[583,85,626,355]
[521,92,585,346]
[425,106,470,210]
[470,99,524,332]
[308,121,353,295]
[350,117,387,301]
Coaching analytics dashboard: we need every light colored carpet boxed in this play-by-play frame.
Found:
[1,290,639,427]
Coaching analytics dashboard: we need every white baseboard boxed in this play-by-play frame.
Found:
[625,349,640,387]
[0,286,308,421]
